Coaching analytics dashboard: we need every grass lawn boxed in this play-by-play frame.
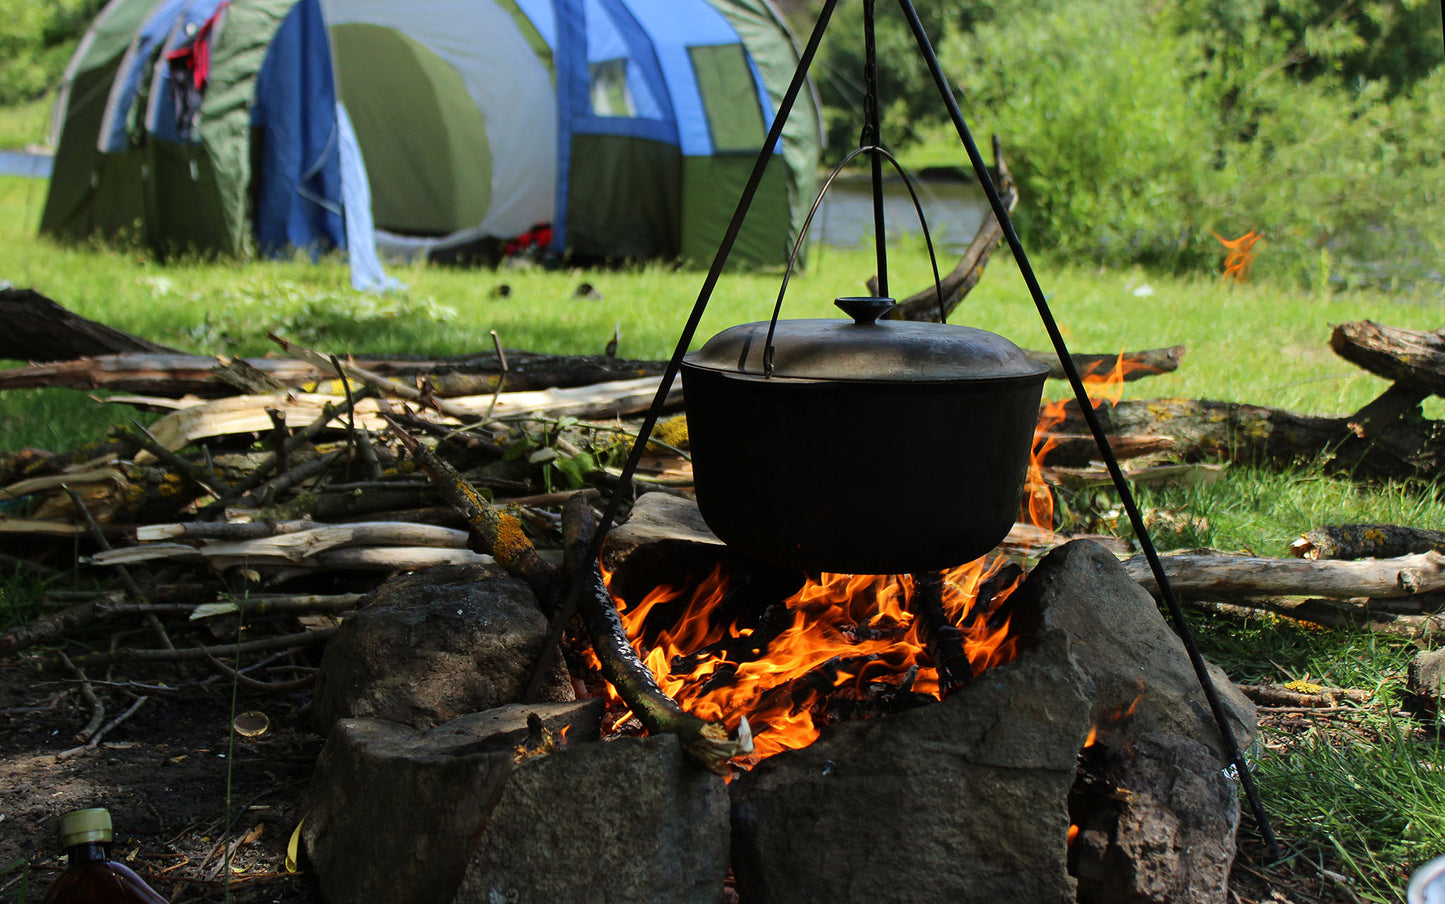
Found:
[2,169,1444,899]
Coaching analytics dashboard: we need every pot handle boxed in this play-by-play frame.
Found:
[762,144,947,376]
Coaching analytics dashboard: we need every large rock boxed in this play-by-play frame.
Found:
[1070,732,1241,904]
[312,564,573,732]
[304,700,606,904]
[1012,540,1257,763]
[729,627,1092,904]
[453,733,730,904]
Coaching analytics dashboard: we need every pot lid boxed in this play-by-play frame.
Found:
[685,297,1050,383]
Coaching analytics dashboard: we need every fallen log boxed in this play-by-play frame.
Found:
[0,287,181,362]
[1330,321,1445,395]
[1052,397,1445,483]
[1124,549,1445,600]
[1290,524,1445,561]
[1237,683,1371,708]
[90,522,473,567]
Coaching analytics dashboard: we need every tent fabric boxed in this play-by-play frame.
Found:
[43,0,821,275]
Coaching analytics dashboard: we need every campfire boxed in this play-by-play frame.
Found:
[595,360,1135,768]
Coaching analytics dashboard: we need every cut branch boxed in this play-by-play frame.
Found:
[1330,321,1445,395]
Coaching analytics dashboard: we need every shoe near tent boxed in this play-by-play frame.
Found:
[40,0,823,278]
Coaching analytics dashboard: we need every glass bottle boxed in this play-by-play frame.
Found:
[42,808,169,904]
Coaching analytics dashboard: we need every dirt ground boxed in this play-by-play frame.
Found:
[0,658,325,904]
[0,648,1357,904]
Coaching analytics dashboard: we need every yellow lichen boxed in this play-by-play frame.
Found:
[494,513,532,560]
[651,414,690,451]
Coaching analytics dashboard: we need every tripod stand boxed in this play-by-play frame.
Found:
[572,0,1280,860]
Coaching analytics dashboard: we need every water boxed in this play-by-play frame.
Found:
[0,151,52,178]
[810,174,988,252]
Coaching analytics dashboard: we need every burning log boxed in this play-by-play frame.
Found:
[1124,549,1445,600]
[1022,346,1186,383]
[574,560,749,773]
[1291,523,1445,560]
[910,571,972,693]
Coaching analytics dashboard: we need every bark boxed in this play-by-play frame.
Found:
[1124,549,1445,600]
[1291,524,1445,561]
[0,287,181,362]
[1330,321,1445,394]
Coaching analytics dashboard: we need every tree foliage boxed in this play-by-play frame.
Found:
[811,0,1444,286]
[0,0,106,105]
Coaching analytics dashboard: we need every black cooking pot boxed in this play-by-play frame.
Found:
[680,296,1049,575]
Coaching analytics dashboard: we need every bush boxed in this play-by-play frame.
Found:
[0,0,105,105]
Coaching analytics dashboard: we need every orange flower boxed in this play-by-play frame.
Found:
[1211,229,1261,283]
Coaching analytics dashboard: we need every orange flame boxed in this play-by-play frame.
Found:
[599,353,1147,768]
[1212,229,1260,283]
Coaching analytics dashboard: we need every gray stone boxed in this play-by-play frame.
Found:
[602,492,728,602]
[312,564,574,732]
[1012,540,1257,764]
[453,733,730,904]
[304,700,606,904]
[1071,732,1240,904]
[1407,647,1445,718]
[728,627,1091,904]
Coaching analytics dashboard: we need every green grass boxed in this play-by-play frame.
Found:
[0,96,52,151]
[2,169,1443,897]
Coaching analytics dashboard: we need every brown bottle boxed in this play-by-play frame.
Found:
[41,809,169,904]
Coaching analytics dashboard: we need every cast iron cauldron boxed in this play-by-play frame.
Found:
[680,296,1049,575]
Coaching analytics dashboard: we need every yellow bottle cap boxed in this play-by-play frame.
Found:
[59,809,113,846]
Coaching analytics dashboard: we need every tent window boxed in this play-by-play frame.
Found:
[688,44,765,153]
[589,59,635,117]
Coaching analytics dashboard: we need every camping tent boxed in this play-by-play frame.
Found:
[40,0,822,280]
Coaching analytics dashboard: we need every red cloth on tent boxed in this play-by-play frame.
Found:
[165,3,229,91]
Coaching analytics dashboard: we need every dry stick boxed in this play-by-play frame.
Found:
[55,695,151,759]
[59,652,106,743]
[560,497,747,773]
[1177,595,1445,639]
[270,332,478,422]
[201,648,315,692]
[0,600,103,658]
[381,413,565,611]
[208,390,370,511]
[64,485,174,652]
[112,421,228,498]
[1237,683,1371,708]
[251,450,343,507]
[879,135,1017,322]
[43,628,336,671]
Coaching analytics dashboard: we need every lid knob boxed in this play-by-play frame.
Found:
[834,296,895,325]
